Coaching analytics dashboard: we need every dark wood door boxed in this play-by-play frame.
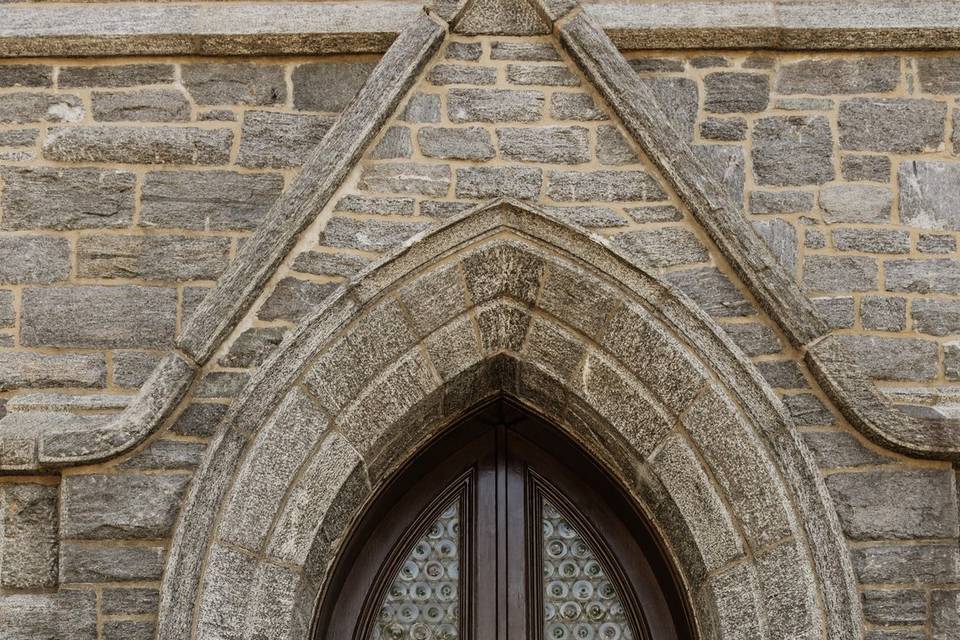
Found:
[314,401,692,640]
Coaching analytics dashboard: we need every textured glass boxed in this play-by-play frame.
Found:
[372,502,460,640]
[543,500,635,640]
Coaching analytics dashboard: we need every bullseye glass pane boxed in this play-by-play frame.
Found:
[543,500,634,640]
[372,501,460,640]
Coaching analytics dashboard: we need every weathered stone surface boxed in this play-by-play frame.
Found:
[448,87,544,122]
[625,205,682,223]
[721,321,781,356]
[918,233,956,254]
[0,289,13,328]
[0,236,70,284]
[826,469,958,539]
[194,371,249,398]
[456,166,541,199]
[21,285,177,348]
[636,76,698,140]
[491,41,559,61]
[752,116,834,186]
[497,126,590,163]
[842,154,890,182]
[550,92,606,121]
[834,335,938,381]
[803,255,877,291]
[462,243,544,305]
[92,88,191,122]
[861,296,906,331]
[292,250,371,277]
[628,57,684,72]
[547,170,665,201]
[757,360,807,389]
[0,167,135,230]
[755,541,819,640]
[614,228,709,268]
[851,543,959,584]
[818,184,892,224]
[802,431,892,469]
[0,92,82,124]
[77,235,230,281]
[0,64,52,87]
[320,217,431,253]
[181,285,210,321]
[429,63,497,85]
[931,590,959,639]
[369,126,412,160]
[43,126,233,165]
[219,327,288,368]
[917,55,960,93]
[885,258,960,294]
[507,63,579,86]
[833,228,909,254]
[664,267,754,317]
[140,170,283,231]
[257,276,337,322]
[420,201,475,219]
[59,63,174,88]
[336,195,415,217]
[839,98,947,153]
[700,117,747,142]
[103,620,156,640]
[752,219,797,273]
[445,41,482,60]
[0,483,58,588]
[453,0,550,36]
[418,126,494,160]
[60,542,165,582]
[118,439,206,471]
[691,55,729,68]
[170,402,228,438]
[0,352,105,392]
[704,72,769,113]
[542,205,627,227]
[899,160,960,231]
[293,61,377,111]
[911,299,960,336]
[400,263,468,337]
[237,110,335,168]
[101,587,159,616]
[401,93,441,123]
[0,128,38,146]
[183,63,285,106]
[476,300,530,353]
[0,591,96,640]
[862,589,926,625]
[61,474,190,539]
[805,228,826,250]
[595,124,639,164]
[783,393,834,425]
[777,57,900,94]
[358,162,450,196]
[748,190,813,215]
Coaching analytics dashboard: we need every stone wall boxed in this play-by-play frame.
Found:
[0,25,958,640]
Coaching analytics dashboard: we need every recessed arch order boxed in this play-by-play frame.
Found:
[158,200,862,640]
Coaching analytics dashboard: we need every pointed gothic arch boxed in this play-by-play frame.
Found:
[158,200,861,640]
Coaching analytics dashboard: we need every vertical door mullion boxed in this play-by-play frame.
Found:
[474,426,498,640]
[505,428,528,640]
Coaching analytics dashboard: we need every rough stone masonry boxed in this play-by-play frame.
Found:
[0,1,959,639]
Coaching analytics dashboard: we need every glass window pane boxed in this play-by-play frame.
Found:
[372,501,460,640]
[543,500,634,640]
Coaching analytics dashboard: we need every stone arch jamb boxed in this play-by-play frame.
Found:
[158,200,862,640]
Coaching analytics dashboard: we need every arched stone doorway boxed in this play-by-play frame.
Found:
[157,200,861,640]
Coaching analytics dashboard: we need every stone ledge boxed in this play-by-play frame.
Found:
[2,1,960,58]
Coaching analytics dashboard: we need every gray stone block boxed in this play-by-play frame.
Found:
[931,590,959,640]
[818,184,892,224]
[60,542,165,582]
[628,57,684,72]
[58,64,174,88]
[776,57,900,94]
[664,267,754,317]
[861,296,906,331]
[752,219,797,274]
[700,117,747,142]
[841,154,890,182]
[358,162,450,196]
[851,543,959,584]
[755,540,819,640]
[691,55,730,68]
[219,326,288,368]
[596,124,639,164]
[293,61,377,111]
[885,258,960,294]
[257,276,337,322]
[401,93,441,123]
[625,205,682,223]
[400,263,468,337]
[420,201,475,219]
[497,126,590,163]
[835,334,938,381]
[782,393,834,425]
[862,589,926,626]
[20,285,177,349]
[369,126,412,160]
[100,587,159,616]
[0,290,13,328]
[170,402,228,438]
[704,72,769,113]
[899,160,960,231]
[61,473,190,539]
[918,233,956,254]
[720,321,781,356]
[0,167,135,230]
[320,217,431,253]
[292,250,371,277]
[547,170,665,201]
[803,255,877,292]
[802,431,892,469]
[0,352,106,392]
[448,87,543,122]
[805,228,826,250]
[335,195,415,216]
[43,126,233,165]
[614,227,709,268]
[453,0,550,35]
[752,116,834,186]
[637,76,698,140]
[506,63,579,86]
[542,205,627,227]
[491,41,559,60]
[748,190,813,215]
[476,300,530,353]
[826,469,958,539]
[77,235,230,281]
[456,166,541,199]
[462,242,544,305]
[445,42,482,61]
[0,128,38,146]
[833,228,909,253]
[194,371,249,398]
[428,63,497,85]
[103,620,156,640]
[0,236,70,284]
[0,591,96,640]
[911,298,960,336]
[839,98,947,153]
[418,126,494,160]
[0,64,52,88]
[0,483,58,588]
[92,88,191,122]
[756,360,807,389]
[237,110,335,168]
[183,63,285,106]
[117,439,206,471]
[917,55,960,93]
[550,92,605,121]
[140,170,283,231]
[0,92,83,124]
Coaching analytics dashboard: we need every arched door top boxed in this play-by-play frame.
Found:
[158,199,861,640]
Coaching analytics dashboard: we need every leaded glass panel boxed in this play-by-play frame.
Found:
[543,500,634,640]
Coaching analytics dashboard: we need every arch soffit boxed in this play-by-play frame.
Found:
[158,199,861,640]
